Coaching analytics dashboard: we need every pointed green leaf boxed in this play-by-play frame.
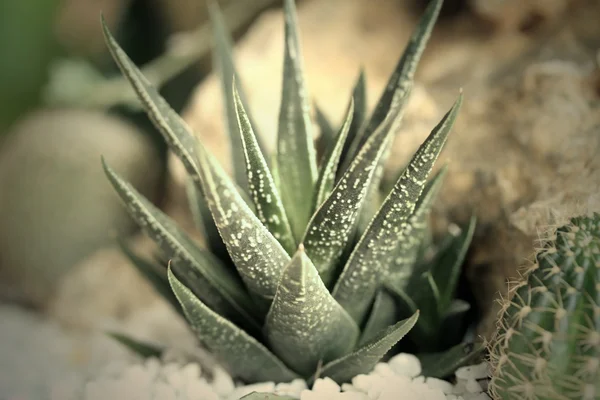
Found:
[388,165,448,287]
[432,215,476,314]
[419,341,485,379]
[313,311,419,384]
[102,22,289,307]
[240,393,297,400]
[108,332,164,359]
[265,245,359,377]
[303,86,412,287]
[168,268,299,383]
[194,144,291,308]
[312,98,353,211]
[314,104,336,163]
[208,1,268,191]
[358,288,399,346]
[333,96,462,324]
[349,0,443,157]
[276,0,319,239]
[233,85,296,255]
[103,159,262,333]
[337,68,367,178]
[118,238,181,313]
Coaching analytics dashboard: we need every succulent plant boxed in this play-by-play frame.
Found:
[101,0,481,385]
[488,213,600,400]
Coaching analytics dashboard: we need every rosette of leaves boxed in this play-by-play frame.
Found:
[101,0,481,385]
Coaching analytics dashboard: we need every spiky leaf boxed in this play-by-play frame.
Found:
[233,85,296,255]
[333,96,462,324]
[359,288,400,346]
[265,246,359,377]
[313,311,419,384]
[276,0,319,239]
[303,86,412,287]
[388,165,448,287]
[168,267,299,383]
[312,98,353,211]
[103,160,262,332]
[349,0,443,157]
[208,0,267,191]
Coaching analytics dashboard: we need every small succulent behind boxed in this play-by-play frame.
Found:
[101,0,481,385]
[488,213,600,399]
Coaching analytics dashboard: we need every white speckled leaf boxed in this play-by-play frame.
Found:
[233,85,296,255]
[358,288,399,346]
[276,0,318,240]
[388,165,448,287]
[350,0,443,157]
[314,311,419,384]
[332,96,462,324]
[168,268,300,383]
[103,22,287,307]
[312,98,354,211]
[193,142,292,308]
[302,87,412,288]
[103,160,262,333]
[209,1,268,191]
[265,246,359,377]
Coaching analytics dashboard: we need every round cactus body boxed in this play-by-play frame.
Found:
[489,213,600,399]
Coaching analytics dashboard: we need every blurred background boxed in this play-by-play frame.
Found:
[0,0,598,396]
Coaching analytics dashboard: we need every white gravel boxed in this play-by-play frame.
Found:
[0,304,491,400]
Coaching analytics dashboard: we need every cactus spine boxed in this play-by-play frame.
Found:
[489,213,600,400]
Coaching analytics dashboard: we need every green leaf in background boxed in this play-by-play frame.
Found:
[276,0,319,240]
[208,0,268,192]
[117,237,181,314]
[419,341,485,379]
[265,246,359,377]
[312,98,354,211]
[168,267,300,383]
[233,85,296,255]
[314,104,336,162]
[358,288,400,346]
[313,311,419,384]
[333,96,462,324]
[107,332,165,359]
[240,393,297,400]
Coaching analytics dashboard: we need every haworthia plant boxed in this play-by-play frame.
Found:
[101,0,481,385]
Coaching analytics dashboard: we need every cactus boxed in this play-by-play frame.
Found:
[489,212,600,400]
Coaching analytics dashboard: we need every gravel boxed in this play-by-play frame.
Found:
[0,304,491,400]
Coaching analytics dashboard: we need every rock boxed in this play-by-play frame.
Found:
[468,0,574,32]
[0,109,164,307]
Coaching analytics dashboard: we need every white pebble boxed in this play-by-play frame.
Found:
[426,377,455,394]
[211,366,235,397]
[312,377,341,393]
[275,378,308,397]
[388,353,422,377]
[465,379,482,393]
[455,363,489,380]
